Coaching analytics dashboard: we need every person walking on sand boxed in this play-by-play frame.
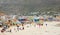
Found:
[16,24,20,31]
[5,20,12,32]
[1,25,7,33]
[46,24,47,26]
[21,22,24,30]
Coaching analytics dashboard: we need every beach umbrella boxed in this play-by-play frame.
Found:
[33,16,40,24]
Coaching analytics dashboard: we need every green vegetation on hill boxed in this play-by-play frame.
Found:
[0,0,60,16]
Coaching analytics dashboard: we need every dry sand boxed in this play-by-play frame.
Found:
[0,21,60,35]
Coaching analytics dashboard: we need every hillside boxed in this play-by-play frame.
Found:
[0,0,60,15]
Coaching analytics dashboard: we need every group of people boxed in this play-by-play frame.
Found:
[0,15,44,33]
[0,19,25,33]
[0,19,44,33]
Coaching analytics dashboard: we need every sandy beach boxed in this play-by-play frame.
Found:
[0,21,60,35]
